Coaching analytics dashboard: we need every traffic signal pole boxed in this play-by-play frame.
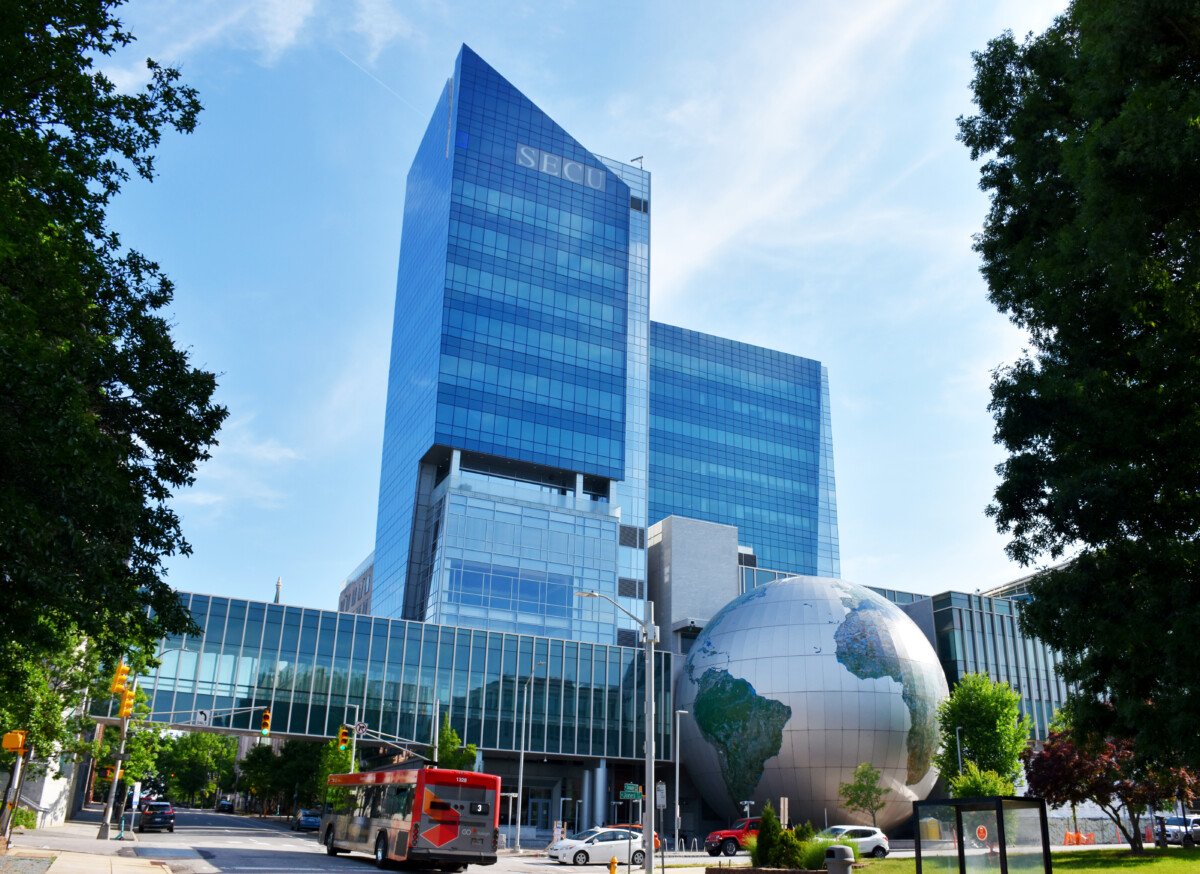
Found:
[97,697,131,840]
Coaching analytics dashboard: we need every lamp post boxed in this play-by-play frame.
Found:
[578,591,656,874]
[673,709,687,852]
[955,726,964,775]
[515,660,544,852]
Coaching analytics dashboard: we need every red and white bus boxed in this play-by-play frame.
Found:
[321,766,501,869]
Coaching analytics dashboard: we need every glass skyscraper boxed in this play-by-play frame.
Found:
[649,324,840,577]
[373,46,649,644]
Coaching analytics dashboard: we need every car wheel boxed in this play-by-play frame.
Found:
[168,826,174,833]
[871,846,887,858]
[722,839,738,856]
[573,850,589,865]
[707,848,720,857]
[631,851,645,865]
[138,825,144,833]
[325,828,342,856]
[1186,835,1196,849]
[375,833,391,868]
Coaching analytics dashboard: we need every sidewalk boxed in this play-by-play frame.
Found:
[2,848,167,873]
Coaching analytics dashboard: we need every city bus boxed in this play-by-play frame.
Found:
[321,766,501,869]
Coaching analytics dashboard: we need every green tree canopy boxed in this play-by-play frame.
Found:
[838,762,888,827]
[160,731,236,806]
[934,673,1031,784]
[949,762,1013,799]
[0,0,226,696]
[959,0,1200,765]
[434,714,477,771]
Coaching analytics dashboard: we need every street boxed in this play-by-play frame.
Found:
[11,807,731,874]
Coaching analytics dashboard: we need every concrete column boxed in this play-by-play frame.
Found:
[582,770,592,832]
[576,472,585,508]
[592,759,608,828]
[450,448,461,480]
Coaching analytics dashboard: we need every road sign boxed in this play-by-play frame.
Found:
[620,783,642,800]
[623,782,639,792]
[976,825,988,842]
[355,722,368,734]
[655,781,666,810]
[196,710,210,725]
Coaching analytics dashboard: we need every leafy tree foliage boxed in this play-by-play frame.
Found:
[838,762,887,826]
[934,673,1031,784]
[949,761,1013,798]
[0,0,226,695]
[959,0,1200,764]
[1023,730,1196,853]
[160,732,236,807]
[434,714,477,770]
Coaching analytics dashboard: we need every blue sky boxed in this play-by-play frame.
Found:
[102,0,1065,611]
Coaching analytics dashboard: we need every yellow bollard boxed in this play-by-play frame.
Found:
[609,857,619,874]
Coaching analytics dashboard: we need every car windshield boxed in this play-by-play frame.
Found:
[147,803,171,812]
[299,809,318,817]
[733,819,753,829]
[819,827,848,836]
[571,829,604,841]
[1165,817,1187,826]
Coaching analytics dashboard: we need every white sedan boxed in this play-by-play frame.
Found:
[548,828,646,865]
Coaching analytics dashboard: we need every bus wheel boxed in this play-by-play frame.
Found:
[324,828,342,856]
[375,834,392,868]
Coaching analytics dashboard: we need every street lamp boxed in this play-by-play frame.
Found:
[577,590,656,874]
[674,709,687,852]
[955,726,964,775]
[515,659,544,852]
[740,799,755,819]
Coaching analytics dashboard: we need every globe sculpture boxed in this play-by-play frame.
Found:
[677,575,949,831]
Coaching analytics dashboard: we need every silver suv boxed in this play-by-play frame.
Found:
[1157,815,1200,846]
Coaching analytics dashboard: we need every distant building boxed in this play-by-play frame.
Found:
[337,552,374,615]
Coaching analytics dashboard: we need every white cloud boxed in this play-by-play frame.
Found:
[174,415,302,513]
[352,0,416,64]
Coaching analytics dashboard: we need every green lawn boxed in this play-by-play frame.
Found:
[859,848,1200,873]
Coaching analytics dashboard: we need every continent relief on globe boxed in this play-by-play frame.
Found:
[833,594,939,784]
[692,668,791,805]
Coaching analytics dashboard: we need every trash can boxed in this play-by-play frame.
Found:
[825,844,854,874]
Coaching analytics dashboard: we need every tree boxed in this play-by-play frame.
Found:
[934,673,1031,784]
[276,740,325,809]
[838,762,887,827]
[239,744,279,813]
[749,802,783,868]
[1024,730,1196,853]
[434,714,477,771]
[949,762,1013,798]
[160,732,236,807]
[959,0,1200,765]
[0,0,226,695]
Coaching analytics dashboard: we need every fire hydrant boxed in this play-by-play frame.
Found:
[609,857,619,874]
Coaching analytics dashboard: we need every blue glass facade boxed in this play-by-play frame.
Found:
[99,592,673,762]
[373,46,640,630]
[648,323,841,577]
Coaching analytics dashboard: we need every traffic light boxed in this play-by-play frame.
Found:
[118,688,135,719]
[110,662,130,695]
[337,725,350,751]
[260,708,271,737]
[2,730,27,753]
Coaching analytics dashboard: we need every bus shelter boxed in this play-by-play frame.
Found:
[913,796,1051,874]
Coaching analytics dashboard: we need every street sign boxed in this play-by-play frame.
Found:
[623,782,639,793]
[355,721,368,734]
[619,789,642,800]
[196,710,210,725]
[655,781,666,810]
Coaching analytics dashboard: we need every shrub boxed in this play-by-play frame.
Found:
[794,838,859,869]
[792,820,816,842]
[11,808,37,829]
[751,802,783,867]
[773,830,806,869]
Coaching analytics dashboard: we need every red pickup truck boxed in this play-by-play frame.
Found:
[705,817,761,856]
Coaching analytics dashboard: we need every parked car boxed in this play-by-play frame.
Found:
[216,798,234,813]
[705,817,761,856]
[1156,815,1200,846]
[291,808,322,831]
[138,801,176,833]
[604,823,661,849]
[548,827,646,865]
[818,825,889,858]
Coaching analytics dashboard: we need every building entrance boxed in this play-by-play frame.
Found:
[528,797,550,832]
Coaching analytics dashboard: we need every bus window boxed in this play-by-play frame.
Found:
[385,785,414,818]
